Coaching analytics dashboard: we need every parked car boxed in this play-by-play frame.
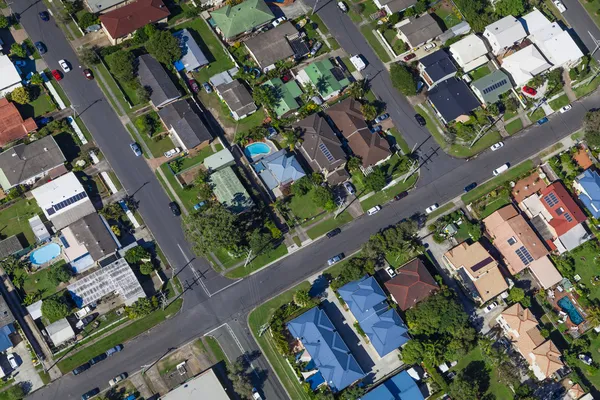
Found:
[553,0,566,12]
[129,143,142,157]
[81,388,100,400]
[483,302,498,314]
[169,202,181,216]
[403,53,416,62]
[59,59,71,73]
[51,69,62,81]
[73,363,91,375]
[194,201,207,211]
[374,113,389,123]
[386,267,396,278]
[7,354,18,369]
[109,373,128,386]
[76,314,97,329]
[252,388,263,400]
[327,253,345,266]
[310,41,322,57]
[187,78,199,93]
[414,114,426,126]
[579,354,593,366]
[493,163,510,176]
[425,204,439,214]
[522,86,537,96]
[343,182,356,196]
[490,142,504,151]
[36,116,53,126]
[464,182,477,193]
[326,228,341,238]
[272,16,286,27]
[202,82,212,93]
[423,42,437,51]
[367,205,381,216]
[39,11,50,21]
[34,41,46,54]
[559,105,572,113]
[537,117,549,125]
[164,147,181,158]
[394,191,408,201]
[83,69,93,80]
[105,345,123,357]
[337,1,348,11]
[89,353,107,365]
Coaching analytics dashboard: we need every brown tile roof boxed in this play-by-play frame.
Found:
[574,146,593,170]
[0,98,37,147]
[326,98,391,167]
[294,114,345,173]
[384,258,438,310]
[512,171,547,203]
[531,340,564,378]
[472,266,508,302]
[100,0,170,39]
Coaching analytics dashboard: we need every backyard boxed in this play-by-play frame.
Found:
[469,65,491,81]
[0,199,42,246]
[23,260,67,298]
[432,1,463,29]
[567,241,600,301]
[17,92,56,119]
[197,90,267,133]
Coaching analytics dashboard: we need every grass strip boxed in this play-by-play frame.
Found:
[462,160,535,204]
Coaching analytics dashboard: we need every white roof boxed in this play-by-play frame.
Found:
[26,300,43,320]
[449,34,488,67]
[29,215,51,242]
[528,256,563,289]
[484,16,527,48]
[46,318,75,346]
[557,223,592,252]
[520,9,550,35]
[160,368,229,400]
[501,45,551,85]
[0,55,21,94]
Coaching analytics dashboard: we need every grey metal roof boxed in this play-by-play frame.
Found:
[46,318,75,346]
[216,79,257,117]
[471,69,511,104]
[48,200,96,231]
[244,22,297,69]
[419,50,457,82]
[173,29,209,71]
[138,54,181,108]
[398,14,443,47]
[0,136,65,189]
[85,0,126,12]
[427,77,480,122]
[69,214,119,261]
[380,0,417,13]
[158,99,212,149]
[0,236,23,260]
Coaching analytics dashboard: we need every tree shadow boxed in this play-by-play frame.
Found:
[462,360,491,394]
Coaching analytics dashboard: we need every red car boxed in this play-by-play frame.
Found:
[83,69,93,80]
[51,69,62,81]
[187,78,199,93]
[522,86,537,96]
[403,53,416,62]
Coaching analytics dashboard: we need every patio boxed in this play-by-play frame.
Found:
[546,288,590,336]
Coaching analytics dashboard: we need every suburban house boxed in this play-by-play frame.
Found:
[326,98,391,171]
[158,99,213,151]
[471,70,512,104]
[45,318,75,347]
[173,29,209,72]
[483,204,548,275]
[373,0,417,14]
[0,295,15,353]
[483,16,527,55]
[244,22,306,72]
[214,79,257,121]
[512,171,548,203]
[287,307,365,393]
[295,59,350,101]
[85,0,130,13]
[520,9,583,70]
[210,0,274,42]
[293,114,346,181]
[138,54,181,109]
[99,0,170,45]
[438,21,471,45]
[418,50,457,88]
[443,241,508,303]
[427,77,480,124]
[0,136,66,191]
[252,149,306,198]
[32,172,96,231]
[397,14,443,49]
[574,169,600,218]
[0,98,37,147]
[501,45,551,86]
[161,368,230,400]
[361,370,424,400]
[448,34,489,72]
[0,55,23,97]
[262,78,303,117]
[339,276,410,357]
[496,304,564,380]
[211,167,254,214]
[383,258,438,311]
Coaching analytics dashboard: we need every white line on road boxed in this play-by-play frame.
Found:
[178,244,210,297]
[209,278,242,297]
[205,324,260,378]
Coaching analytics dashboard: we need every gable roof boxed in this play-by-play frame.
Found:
[327,98,391,167]
[85,0,127,12]
[262,78,302,117]
[501,45,551,86]
[384,258,438,311]
[0,136,65,190]
[173,29,209,71]
[339,276,410,357]
[577,169,600,218]
[398,14,443,47]
[138,54,181,108]
[287,307,365,392]
[512,171,548,203]
[245,22,297,69]
[204,148,235,171]
[254,149,306,190]
[449,34,488,69]
[216,79,258,118]
[46,318,75,346]
[419,50,457,83]
[294,114,345,172]
[427,77,480,122]
[99,0,170,39]
[376,0,417,13]
[158,99,212,149]
[484,15,527,49]
[539,182,586,236]
[302,59,350,99]
[68,213,118,261]
[210,0,274,39]
[211,166,254,213]
[0,98,37,147]
[361,370,424,400]
[471,70,512,104]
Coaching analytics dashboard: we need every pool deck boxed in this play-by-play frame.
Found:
[550,291,590,336]
[28,240,66,271]
[244,140,277,163]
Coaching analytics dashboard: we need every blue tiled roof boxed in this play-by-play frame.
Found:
[0,324,15,352]
[256,149,306,189]
[360,370,424,400]
[577,169,600,218]
[339,276,410,357]
[287,307,365,392]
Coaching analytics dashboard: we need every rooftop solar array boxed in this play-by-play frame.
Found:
[544,192,559,207]
[319,143,335,162]
[564,212,573,222]
[515,246,534,266]
[45,192,88,216]
[482,79,508,94]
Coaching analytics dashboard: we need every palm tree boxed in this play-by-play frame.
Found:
[585,305,600,327]
[282,129,302,150]
[347,80,366,99]
[315,76,329,95]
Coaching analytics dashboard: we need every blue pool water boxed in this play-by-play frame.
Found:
[29,243,62,265]
[558,296,585,325]
[244,142,271,161]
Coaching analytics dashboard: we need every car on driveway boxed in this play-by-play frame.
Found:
[343,182,356,196]
[272,16,286,27]
[83,69,93,80]
[187,78,199,93]
[310,41,322,57]
[327,253,344,266]
[490,142,504,151]
[109,373,128,386]
[522,86,536,96]
[73,362,91,375]
[326,228,341,238]
[579,354,593,365]
[170,202,181,216]
[464,182,477,193]
[164,147,181,158]
[81,388,100,400]
[559,105,572,113]
[367,205,381,215]
[34,41,46,54]
[202,82,212,93]
[337,1,348,12]
[423,42,436,51]
[129,143,142,157]
[51,69,62,81]
[414,114,426,126]
[425,204,438,214]
[7,353,18,369]
[553,0,566,12]
[59,59,71,73]
[36,116,53,126]
[483,302,498,314]
[403,53,416,62]
[386,267,396,278]
[374,113,389,123]
[39,11,50,21]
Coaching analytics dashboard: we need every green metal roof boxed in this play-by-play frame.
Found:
[210,0,274,39]
[302,59,349,99]
[211,166,254,214]
[471,69,511,104]
[262,78,303,117]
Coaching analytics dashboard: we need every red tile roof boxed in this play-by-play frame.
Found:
[99,0,170,39]
[384,258,438,311]
[0,98,37,147]
[540,182,586,236]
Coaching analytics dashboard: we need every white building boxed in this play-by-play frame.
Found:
[160,368,230,400]
[0,55,22,97]
[449,34,489,72]
[501,44,551,86]
[46,318,75,347]
[483,16,527,55]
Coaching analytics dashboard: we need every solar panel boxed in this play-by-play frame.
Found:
[319,143,335,162]
[515,246,534,266]
[565,212,573,222]
[471,257,494,272]
[544,192,559,207]
[46,207,56,216]
[482,79,508,94]
[51,192,88,213]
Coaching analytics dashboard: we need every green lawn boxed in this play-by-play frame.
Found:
[212,247,243,270]
[0,199,41,246]
[157,165,203,212]
[417,104,448,149]
[205,336,228,364]
[572,329,600,390]
[462,160,535,204]
[198,91,266,132]
[579,0,600,32]
[449,131,502,158]
[529,107,546,122]
[470,65,491,81]
[425,202,455,221]
[174,144,222,172]
[505,118,524,135]
[433,4,463,29]
[47,79,71,108]
[387,128,410,154]
[503,110,518,121]
[549,94,570,111]
[225,243,288,278]
[382,29,406,55]
[93,63,128,114]
[309,13,330,35]
[139,132,176,159]
[569,241,600,301]
[306,212,353,239]
[328,37,341,50]
[289,194,323,220]
[57,299,182,373]
[23,260,67,298]
[574,74,600,98]
[360,23,391,63]
[360,174,418,211]
[19,92,56,119]
[478,195,512,219]
[341,56,357,73]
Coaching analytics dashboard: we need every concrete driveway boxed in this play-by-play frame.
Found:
[11,340,43,394]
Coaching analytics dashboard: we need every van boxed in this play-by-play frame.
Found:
[493,163,510,176]
[367,205,381,215]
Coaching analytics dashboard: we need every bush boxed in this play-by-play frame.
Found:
[125,246,151,265]
[390,63,417,96]
[42,298,71,323]
[140,262,154,275]
[77,12,98,29]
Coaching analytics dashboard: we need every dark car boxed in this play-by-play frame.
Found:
[81,388,100,400]
[394,191,408,201]
[464,182,477,193]
[202,82,212,93]
[414,114,426,126]
[403,53,416,62]
[72,362,91,375]
[34,41,46,54]
[188,78,200,93]
[83,69,93,80]
[89,353,107,365]
[35,116,53,127]
[170,202,181,216]
[39,11,50,21]
[326,228,341,238]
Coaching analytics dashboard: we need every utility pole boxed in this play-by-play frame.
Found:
[244,249,253,268]
[312,0,320,15]
[403,159,418,183]
[158,291,167,310]
[590,31,600,57]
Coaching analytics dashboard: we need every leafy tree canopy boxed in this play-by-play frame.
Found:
[146,30,182,65]
[125,246,151,265]
[42,298,71,323]
[106,50,135,82]
[494,0,526,17]
[390,63,417,96]
[183,203,242,256]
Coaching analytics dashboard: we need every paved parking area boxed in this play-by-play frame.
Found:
[12,340,43,394]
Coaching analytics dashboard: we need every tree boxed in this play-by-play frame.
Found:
[126,297,157,319]
[30,73,44,85]
[10,87,30,104]
[78,12,98,29]
[42,298,71,323]
[144,24,158,38]
[449,373,482,400]
[136,85,150,103]
[342,385,366,400]
[346,81,366,99]
[0,15,9,29]
[183,203,242,256]
[361,103,378,121]
[2,384,24,400]
[140,262,154,275]
[293,289,311,307]
[228,360,254,398]
[585,110,600,148]
[311,185,335,211]
[0,256,27,276]
[106,50,135,82]
[494,0,525,17]
[100,202,124,221]
[365,167,387,192]
[125,246,151,264]
[248,229,274,255]
[390,63,417,96]
[453,0,493,32]
[508,287,525,304]
[291,176,313,196]
[49,263,71,285]
[10,42,26,58]
[79,47,100,65]
[347,156,362,172]
[146,30,182,65]
[282,129,302,150]
[252,85,280,109]
[413,0,428,14]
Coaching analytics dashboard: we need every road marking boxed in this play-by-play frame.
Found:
[178,244,210,297]
[204,323,259,377]
[209,278,242,297]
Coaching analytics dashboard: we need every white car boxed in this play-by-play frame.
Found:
[490,142,504,151]
[553,0,566,12]
[559,105,572,113]
[327,253,344,266]
[386,267,396,278]
[483,301,498,314]
[109,373,127,386]
[59,59,71,73]
[367,205,381,215]
[272,16,286,27]
[423,42,437,51]
[425,204,438,214]
[493,163,510,176]
[579,354,593,366]
[163,147,181,158]
[252,388,263,400]
[7,354,17,369]
[337,1,348,12]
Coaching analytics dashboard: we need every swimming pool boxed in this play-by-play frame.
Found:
[29,243,62,265]
[244,142,271,161]
[558,296,585,325]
